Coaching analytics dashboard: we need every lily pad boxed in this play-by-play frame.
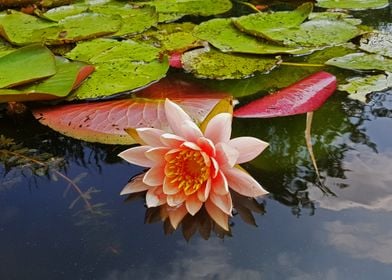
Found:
[339,73,392,102]
[38,13,122,44]
[316,0,389,10]
[32,77,232,144]
[42,3,89,21]
[135,22,203,53]
[182,48,281,79]
[193,18,308,55]
[141,0,232,16]
[0,38,14,57]
[0,10,56,45]
[308,12,362,25]
[0,56,94,102]
[326,53,392,72]
[65,39,169,99]
[0,44,56,88]
[89,4,158,36]
[232,3,313,37]
[249,19,361,47]
[359,32,392,58]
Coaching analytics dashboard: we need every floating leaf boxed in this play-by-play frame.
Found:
[42,3,89,21]
[326,53,392,72]
[32,77,232,144]
[135,22,203,53]
[38,13,122,44]
[0,44,56,89]
[316,0,389,10]
[359,32,392,58]
[182,48,281,79]
[308,12,362,25]
[193,18,309,55]
[245,18,361,47]
[234,71,337,118]
[89,4,157,36]
[141,0,232,17]
[0,10,56,45]
[0,38,15,57]
[339,72,392,102]
[232,3,313,38]
[0,57,94,103]
[66,39,169,100]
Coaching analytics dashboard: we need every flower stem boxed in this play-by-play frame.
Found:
[281,62,325,67]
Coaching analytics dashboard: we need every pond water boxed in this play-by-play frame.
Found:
[1,3,392,280]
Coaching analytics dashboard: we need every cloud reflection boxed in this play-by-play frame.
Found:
[324,220,392,264]
[309,150,392,211]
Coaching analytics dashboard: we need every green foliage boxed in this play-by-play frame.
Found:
[316,0,389,10]
[326,52,392,72]
[182,48,281,79]
[359,32,392,58]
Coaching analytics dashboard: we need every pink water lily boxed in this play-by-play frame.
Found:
[119,99,269,230]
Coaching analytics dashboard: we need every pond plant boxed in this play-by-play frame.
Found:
[0,0,391,234]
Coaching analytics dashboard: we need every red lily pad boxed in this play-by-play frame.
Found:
[233,71,337,118]
[32,77,232,145]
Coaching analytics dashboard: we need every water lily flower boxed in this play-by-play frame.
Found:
[119,99,269,230]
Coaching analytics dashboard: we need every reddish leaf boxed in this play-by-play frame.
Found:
[169,52,183,69]
[32,77,232,145]
[234,71,337,118]
[72,65,95,89]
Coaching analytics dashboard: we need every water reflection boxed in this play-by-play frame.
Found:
[124,188,265,241]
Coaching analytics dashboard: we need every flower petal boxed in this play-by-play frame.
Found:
[160,133,185,148]
[118,146,154,167]
[185,194,203,216]
[216,142,239,168]
[143,164,165,186]
[167,192,186,207]
[204,113,232,144]
[164,99,193,137]
[197,137,216,157]
[197,179,211,202]
[210,192,232,215]
[146,186,166,207]
[167,205,188,229]
[205,199,229,231]
[120,173,151,195]
[136,127,166,147]
[145,147,170,163]
[229,137,269,164]
[225,167,268,197]
[181,120,203,142]
[211,170,229,195]
[163,177,181,195]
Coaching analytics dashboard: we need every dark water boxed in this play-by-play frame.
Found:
[1,4,392,280]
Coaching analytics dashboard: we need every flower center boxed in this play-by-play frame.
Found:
[165,149,210,195]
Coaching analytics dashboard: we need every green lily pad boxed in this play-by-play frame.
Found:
[360,32,392,58]
[308,12,362,25]
[0,44,56,88]
[157,12,184,23]
[135,22,203,53]
[316,0,389,10]
[42,3,89,21]
[0,10,56,45]
[326,53,392,72]
[181,48,281,79]
[249,19,361,47]
[339,72,392,102]
[193,18,309,55]
[232,3,313,37]
[89,4,158,36]
[141,0,232,16]
[0,57,94,102]
[38,13,122,44]
[65,39,169,99]
[0,38,14,57]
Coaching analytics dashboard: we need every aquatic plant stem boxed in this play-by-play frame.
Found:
[232,0,262,13]
[2,149,94,211]
[281,62,325,67]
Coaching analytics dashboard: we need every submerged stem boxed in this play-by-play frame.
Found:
[281,62,325,67]
[232,0,262,13]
